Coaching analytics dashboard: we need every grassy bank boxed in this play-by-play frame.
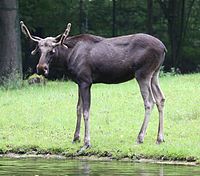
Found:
[0,74,200,163]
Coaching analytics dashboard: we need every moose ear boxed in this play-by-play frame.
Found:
[31,46,38,55]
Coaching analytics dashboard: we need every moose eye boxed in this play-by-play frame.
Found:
[50,49,56,55]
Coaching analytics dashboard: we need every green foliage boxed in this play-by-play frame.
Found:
[18,0,200,74]
[27,74,46,85]
[0,74,200,162]
[19,0,70,36]
[181,46,200,72]
[159,66,181,77]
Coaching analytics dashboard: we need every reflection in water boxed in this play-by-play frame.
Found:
[0,158,200,176]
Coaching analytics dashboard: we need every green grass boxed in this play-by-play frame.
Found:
[0,74,200,162]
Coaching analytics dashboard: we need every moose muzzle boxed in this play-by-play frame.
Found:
[36,64,49,76]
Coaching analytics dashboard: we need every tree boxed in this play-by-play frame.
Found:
[112,0,116,36]
[0,0,22,86]
[18,0,200,74]
[158,0,195,68]
[79,0,84,33]
[147,0,153,34]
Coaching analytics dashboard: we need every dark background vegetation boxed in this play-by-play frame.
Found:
[0,0,200,84]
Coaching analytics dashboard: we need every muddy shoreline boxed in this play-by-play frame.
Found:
[0,152,198,166]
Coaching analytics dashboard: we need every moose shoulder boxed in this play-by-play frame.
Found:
[21,22,166,150]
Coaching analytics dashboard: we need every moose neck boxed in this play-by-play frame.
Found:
[55,46,70,65]
[56,34,99,63]
[56,35,86,63]
[54,34,104,76]
[65,34,104,48]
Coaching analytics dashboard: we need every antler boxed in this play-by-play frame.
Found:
[20,21,41,42]
[53,23,71,48]
[32,35,43,41]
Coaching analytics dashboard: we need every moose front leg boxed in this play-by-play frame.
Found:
[79,82,92,149]
[73,88,82,143]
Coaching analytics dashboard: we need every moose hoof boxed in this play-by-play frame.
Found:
[136,140,143,144]
[156,138,165,144]
[136,135,144,144]
[77,144,91,155]
[72,137,81,144]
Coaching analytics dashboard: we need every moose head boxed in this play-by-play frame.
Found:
[20,21,71,76]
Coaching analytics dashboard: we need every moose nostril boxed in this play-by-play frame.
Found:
[43,65,49,76]
[44,65,48,71]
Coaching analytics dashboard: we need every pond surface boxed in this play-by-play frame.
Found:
[0,158,200,176]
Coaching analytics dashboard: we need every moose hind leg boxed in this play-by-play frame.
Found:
[136,74,155,144]
[151,71,165,144]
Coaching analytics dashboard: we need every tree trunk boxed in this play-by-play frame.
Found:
[146,0,153,34]
[112,0,116,36]
[79,0,83,34]
[158,0,195,69]
[159,0,184,68]
[0,0,22,86]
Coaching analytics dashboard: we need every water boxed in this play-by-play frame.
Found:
[0,158,200,176]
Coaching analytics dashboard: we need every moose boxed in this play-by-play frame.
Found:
[20,21,166,150]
